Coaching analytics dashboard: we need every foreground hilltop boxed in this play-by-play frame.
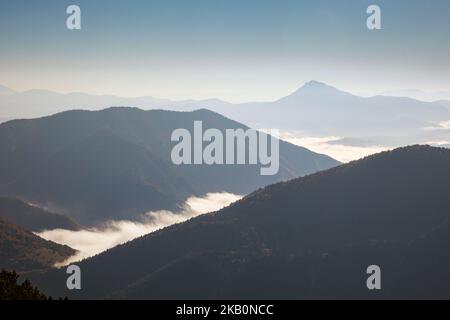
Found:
[32,145,450,299]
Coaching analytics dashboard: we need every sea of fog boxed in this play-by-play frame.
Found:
[37,192,242,267]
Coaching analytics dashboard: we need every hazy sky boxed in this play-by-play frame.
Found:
[1,0,449,102]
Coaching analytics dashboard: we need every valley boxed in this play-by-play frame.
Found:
[2,0,450,305]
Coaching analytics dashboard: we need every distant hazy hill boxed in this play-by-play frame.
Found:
[0,217,75,273]
[224,81,450,138]
[0,87,232,119]
[2,82,448,145]
[0,107,338,224]
[31,145,450,299]
[0,197,79,232]
[0,85,15,96]
[381,89,450,102]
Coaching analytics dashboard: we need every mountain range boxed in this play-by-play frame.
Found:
[0,217,75,273]
[29,145,450,299]
[0,107,338,225]
[0,195,78,274]
[223,82,450,146]
[0,197,79,232]
[381,89,450,102]
[2,81,449,148]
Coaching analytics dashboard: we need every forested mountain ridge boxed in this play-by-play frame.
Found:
[0,107,338,224]
[30,145,450,299]
[0,218,76,273]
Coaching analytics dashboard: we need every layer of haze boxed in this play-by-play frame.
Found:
[37,192,242,266]
[279,132,389,162]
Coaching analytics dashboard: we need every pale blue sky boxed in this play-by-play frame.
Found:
[1,0,449,102]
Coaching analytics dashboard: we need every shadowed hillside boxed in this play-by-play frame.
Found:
[0,197,79,232]
[0,107,338,224]
[0,218,76,273]
[30,145,450,299]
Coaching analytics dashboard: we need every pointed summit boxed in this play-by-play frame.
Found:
[303,80,333,88]
[277,81,351,103]
[296,80,345,94]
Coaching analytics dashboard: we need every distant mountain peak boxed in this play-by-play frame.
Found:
[303,80,331,88]
[298,80,344,93]
[278,81,350,102]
